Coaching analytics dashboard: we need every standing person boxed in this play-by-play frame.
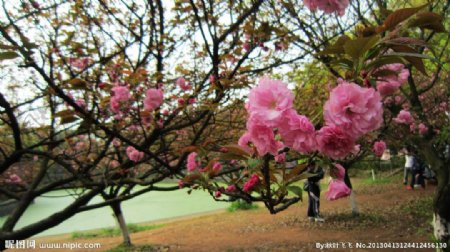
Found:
[411,155,426,189]
[305,161,325,222]
[404,146,414,189]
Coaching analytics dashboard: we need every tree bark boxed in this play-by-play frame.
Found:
[417,139,449,250]
[110,202,132,247]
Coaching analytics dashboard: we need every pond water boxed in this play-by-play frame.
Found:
[0,185,228,237]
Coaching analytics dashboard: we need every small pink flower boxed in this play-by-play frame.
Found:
[209,75,216,84]
[243,174,260,192]
[109,160,120,168]
[177,77,191,91]
[351,144,361,155]
[214,191,222,198]
[113,138,121,147]
[324,81,383,139]
[410,123,417,133]
[274,153,286,163]
[375,64,409,96]
[331,164,346,180]
[243,42,251,51]
[303,0,350,16]
[162,109,169,116]
[247,77,294,127]
[110,86,131,113]
[213,162,222,172]
[316,125,355,160]
[8,174,22,184]
[126,146,144,162]
[373,140,387,157]
[226,184,236,192]
[418,123,428,135]
[76,99,86,108]
[393,110,414,124]
[188,97,196,104]
[178,98,185,106]
[187,152,199,172]
[325,179,351,201]
[144,88,164,112]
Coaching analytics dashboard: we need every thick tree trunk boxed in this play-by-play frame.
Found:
[343,170,359,215]
[110,202,132,247]
[417,140,449,250]
[434,183,450,252]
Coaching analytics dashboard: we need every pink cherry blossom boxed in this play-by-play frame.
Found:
[393,109,414,124]
[303,0,350,16]
[238,132,253,153]
[113,138,121,147]
[110,86,131,113]
[213,162,222,172]
[375,64,410,96]
[247,77,294,127]
[209,75,216,84]
[7,174,22,184]
[178,180,185,189]
[410,123,417,133]
[351,144,361,156]
[373,140,387,157]
[246,116,281,156]
[76,99,86,108]
[243,42,251,51]
[162,109,169,116]
[214,191,222,198]
[331,164,346,180]
[188,97,196,104]
[226,184,236,192]
[418,123,428,135]
[324,81,383,139]
[178,98,185,106]
[143,88,163,111]
[316,125,355,160]
[126,146,144,162]
[187,152,199,172]
[109,160,120,168]
[177,77,191,91]
[325,179,351,201]
[243,174,260,192]
[278,109,317,153]
[274,153,286,163]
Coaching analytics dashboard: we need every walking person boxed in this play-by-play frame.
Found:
[403,146,414,189]
[305,161,325,222]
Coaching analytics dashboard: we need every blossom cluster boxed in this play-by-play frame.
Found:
[239,78,383,160]
[303,0,350,16]
[325,164,351,201]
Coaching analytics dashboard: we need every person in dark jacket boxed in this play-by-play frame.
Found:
[305,161,325,222]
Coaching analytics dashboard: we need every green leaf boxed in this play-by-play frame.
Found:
[381,4,427,31]
[247,158,261,169]
[0,51,19,60]
[317,35,350,56]
[343,35,380,60]
[287,185,302,199]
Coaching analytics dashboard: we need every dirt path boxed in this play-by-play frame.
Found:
[34,181,436,252]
